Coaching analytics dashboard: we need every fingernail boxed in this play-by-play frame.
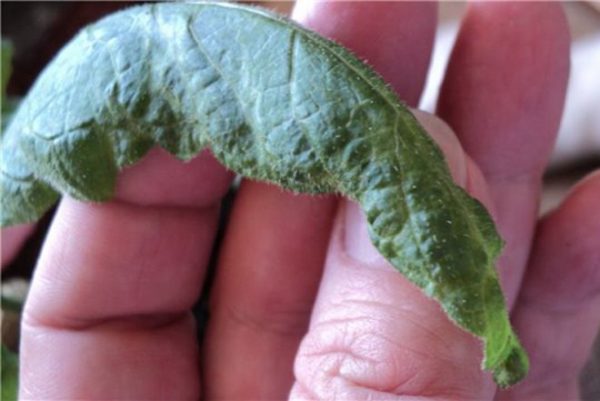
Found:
[343,201,388,266]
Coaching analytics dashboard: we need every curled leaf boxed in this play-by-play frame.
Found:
[0,3,528,386]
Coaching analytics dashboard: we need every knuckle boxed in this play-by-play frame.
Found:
[296,316,405,393]
[295,308,436,399]
[293,302,478,399]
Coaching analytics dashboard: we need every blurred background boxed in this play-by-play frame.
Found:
[1,2,599,400]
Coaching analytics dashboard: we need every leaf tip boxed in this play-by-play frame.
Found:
[490,334,530,388]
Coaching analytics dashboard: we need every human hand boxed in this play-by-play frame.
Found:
[13,2,600,400]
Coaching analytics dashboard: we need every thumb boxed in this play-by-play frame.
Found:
[289,112,498,400]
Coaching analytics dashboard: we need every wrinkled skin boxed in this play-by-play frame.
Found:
[2,2,599,400]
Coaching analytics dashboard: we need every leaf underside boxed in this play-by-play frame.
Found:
[0,2,528,387]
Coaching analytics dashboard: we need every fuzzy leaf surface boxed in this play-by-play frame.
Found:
[0,2,528,386]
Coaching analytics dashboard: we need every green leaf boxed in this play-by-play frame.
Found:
[0,2,528,386]
[1,345,19,401]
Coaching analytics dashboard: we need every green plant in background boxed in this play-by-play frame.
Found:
[2,40,20,127]
[1,345,19,401]
[0,3,528,387]
[1,40,11,95]
[2,40,17,131]
[0,282,26,401]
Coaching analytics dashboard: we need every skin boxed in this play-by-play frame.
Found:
[2,1,598,400]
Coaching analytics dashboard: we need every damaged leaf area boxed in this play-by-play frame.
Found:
[0,2,528,386]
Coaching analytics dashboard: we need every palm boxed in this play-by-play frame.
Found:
[6,2,599,401]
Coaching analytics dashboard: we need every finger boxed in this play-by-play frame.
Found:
[290,114,498,400]
[202,2,437,400]
[292,0,436,107]
[437,3,570,305]
[203,182,337,400]
[20,148,233,400]
[497,171,600,401]
[1,223,35,268]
